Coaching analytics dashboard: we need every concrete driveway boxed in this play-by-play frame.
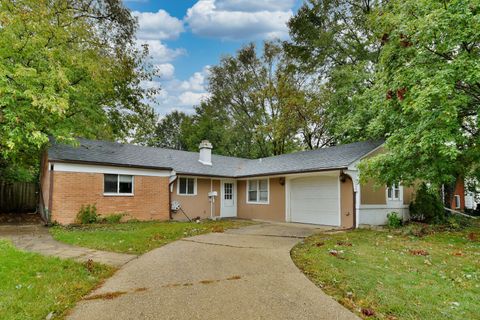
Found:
[69,222,358,320]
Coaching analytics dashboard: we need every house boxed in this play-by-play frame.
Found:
[40,138,418,227]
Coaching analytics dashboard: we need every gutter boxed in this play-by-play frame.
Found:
[48,159,173,171]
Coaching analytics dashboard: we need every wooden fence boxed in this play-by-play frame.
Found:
[0,181,38,213]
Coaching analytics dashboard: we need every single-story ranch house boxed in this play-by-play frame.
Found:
[39,139,465,227]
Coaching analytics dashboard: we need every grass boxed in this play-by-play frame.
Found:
[0,240,114,320]
[50,219,255,254]
[291,221,480,319]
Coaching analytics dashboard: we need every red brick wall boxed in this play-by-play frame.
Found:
[51,171,170,224]
[451,178,465,210]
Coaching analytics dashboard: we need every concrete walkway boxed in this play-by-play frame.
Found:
[0,224,136,267]
[68,222,358,320]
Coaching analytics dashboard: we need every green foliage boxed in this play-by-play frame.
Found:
[76,204,98,225]
[409,184,445,223]
[287,0,479,189]
[172,41,334,159]
[0,0,158,180]
[147,111,191,149]
[386,212,402,228]
[356,0,480,186]
[286,0,380,143]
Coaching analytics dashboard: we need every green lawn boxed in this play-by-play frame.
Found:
[291,222,480,320]
[50,219,254,254]
[0,240,114,320]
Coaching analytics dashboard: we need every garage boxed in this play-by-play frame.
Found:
[289,175,340,226]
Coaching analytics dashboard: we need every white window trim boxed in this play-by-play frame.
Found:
[246,178,270,205]
[103,174,134,196]
[386,183,401,201]
[177,176,197,196]
[454,195,461,209]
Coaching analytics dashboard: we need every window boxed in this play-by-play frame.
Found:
[224,183,233,200]
[387,183,400,200]
[454,195,461,209]
[178,177,196,195]
[247,179,269,203]
[104,174,133,195]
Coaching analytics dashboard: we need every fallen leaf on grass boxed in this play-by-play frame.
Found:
[409,249,429,256]
[329,250,345,259]
[451,251,464,256]
[361,308,375,317]
[467,233,478,242]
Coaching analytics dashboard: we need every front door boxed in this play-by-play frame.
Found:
[221,180,236,217]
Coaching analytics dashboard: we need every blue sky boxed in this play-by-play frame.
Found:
[124,0,302,115]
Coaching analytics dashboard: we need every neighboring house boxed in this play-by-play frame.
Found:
[465,179,479,211]
[40,139,425,227]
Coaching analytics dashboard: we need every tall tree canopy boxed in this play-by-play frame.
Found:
[0,0,157,180]
[172,41,334,159]
[286,0,479,198]
[357,0,480,189]
[286,0,381,142]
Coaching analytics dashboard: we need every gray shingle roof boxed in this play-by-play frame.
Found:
[48,139,383,178]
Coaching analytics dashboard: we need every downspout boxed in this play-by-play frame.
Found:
[168,171,177,220]
[48,163,54,224]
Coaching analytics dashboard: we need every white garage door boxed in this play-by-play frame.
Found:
[290,176,339,226]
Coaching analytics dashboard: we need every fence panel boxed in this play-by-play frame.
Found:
[0,181,38,213]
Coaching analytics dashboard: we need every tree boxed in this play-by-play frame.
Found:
[149,111,190,150]
[356,0,479,204]
[286,0,381,142]
[0,0,157,181]
[203,41,334,158]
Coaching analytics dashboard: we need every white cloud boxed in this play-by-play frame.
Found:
[133,10,184,40]
[137,39,186,64]
[178,91,211,106]
[143,66,211,115]
[185,0,293,40]
[180,66,210,91]
[154,63,175,80]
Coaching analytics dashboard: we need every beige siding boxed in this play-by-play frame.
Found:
[361,180,387,205]
[171,178,221,220]
[403,186,414,205]
[51,172,170,224]
[237,178,285,222]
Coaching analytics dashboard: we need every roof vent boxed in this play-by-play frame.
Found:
[199,140,212,166]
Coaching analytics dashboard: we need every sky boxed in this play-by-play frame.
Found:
[123,0,303,116]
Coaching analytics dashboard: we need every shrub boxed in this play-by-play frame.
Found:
[76,204,98,224]
[387,212,402,228]
[409,183,445,223]
[402,223,434,237]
